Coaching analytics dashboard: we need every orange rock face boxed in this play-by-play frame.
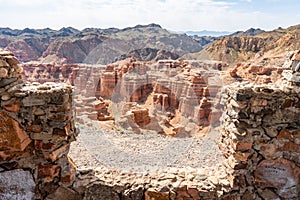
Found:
[229,63,284,83]
[132,108,151,126]
[0,111,31,152]
[21,63,80,84]
[145,189,169,200]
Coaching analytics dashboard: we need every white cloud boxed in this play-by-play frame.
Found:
[0,0,299,31]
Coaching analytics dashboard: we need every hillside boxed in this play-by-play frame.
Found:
[3,24,300,66]
[0,24,202,64]
[183,25,300,66]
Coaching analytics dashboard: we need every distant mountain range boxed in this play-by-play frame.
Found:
[1,24,300,66]
[0,24,203,64]
[185,30,232,37]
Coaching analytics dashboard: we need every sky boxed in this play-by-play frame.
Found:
[0,0,299,32]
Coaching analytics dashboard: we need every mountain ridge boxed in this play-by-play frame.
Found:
[182,24,300,66]
[2,23,300,66]
[0,23,203,64]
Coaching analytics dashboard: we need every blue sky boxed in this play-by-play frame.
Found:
[0,0,299,31]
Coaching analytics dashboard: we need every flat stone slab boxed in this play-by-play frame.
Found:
[0,169,35,200]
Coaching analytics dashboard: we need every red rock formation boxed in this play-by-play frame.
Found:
[104,59,226,136]
[132,108,151,126]
[21,62,80,84]
[229,63,284,83]
[21,59,227,137]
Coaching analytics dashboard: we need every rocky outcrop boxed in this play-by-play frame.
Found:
[228,49,300,84]
[115,47,179,62]
[229,63,285,83]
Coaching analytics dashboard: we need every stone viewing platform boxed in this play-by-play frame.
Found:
[0,50,299,199]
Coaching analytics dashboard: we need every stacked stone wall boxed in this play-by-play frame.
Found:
[220,81,300,199]
[0,51,78,199]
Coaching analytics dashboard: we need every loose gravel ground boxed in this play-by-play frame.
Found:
[69,125,224,172]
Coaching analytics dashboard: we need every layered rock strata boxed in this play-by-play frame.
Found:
[22,59,227,137]
[103,59,227,137]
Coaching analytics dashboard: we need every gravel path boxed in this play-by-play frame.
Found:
[69,125,224,172]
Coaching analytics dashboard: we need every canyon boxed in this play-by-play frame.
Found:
[21,58,228,137]
[0,23,299,199]
[0,48,299,199]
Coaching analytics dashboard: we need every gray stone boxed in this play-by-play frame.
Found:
[291,61,300,72]
[45,186,80,200]
[122,187,144,200]
[0,77,18,87]
[282,70,300,83]
[0,169,35,200]
[84,183,120,200]
[22,96,46,106]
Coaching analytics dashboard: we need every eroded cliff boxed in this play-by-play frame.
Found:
[22,59,228,137]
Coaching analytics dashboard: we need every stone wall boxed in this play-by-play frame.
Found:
[0,51,78,199]
[220,79,300,199]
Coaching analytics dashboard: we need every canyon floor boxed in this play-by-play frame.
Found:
[70,124,223,170]
[68,123,227,191]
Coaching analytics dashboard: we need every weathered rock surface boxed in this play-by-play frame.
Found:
[255,159,300,199]
[0,111,31,152]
